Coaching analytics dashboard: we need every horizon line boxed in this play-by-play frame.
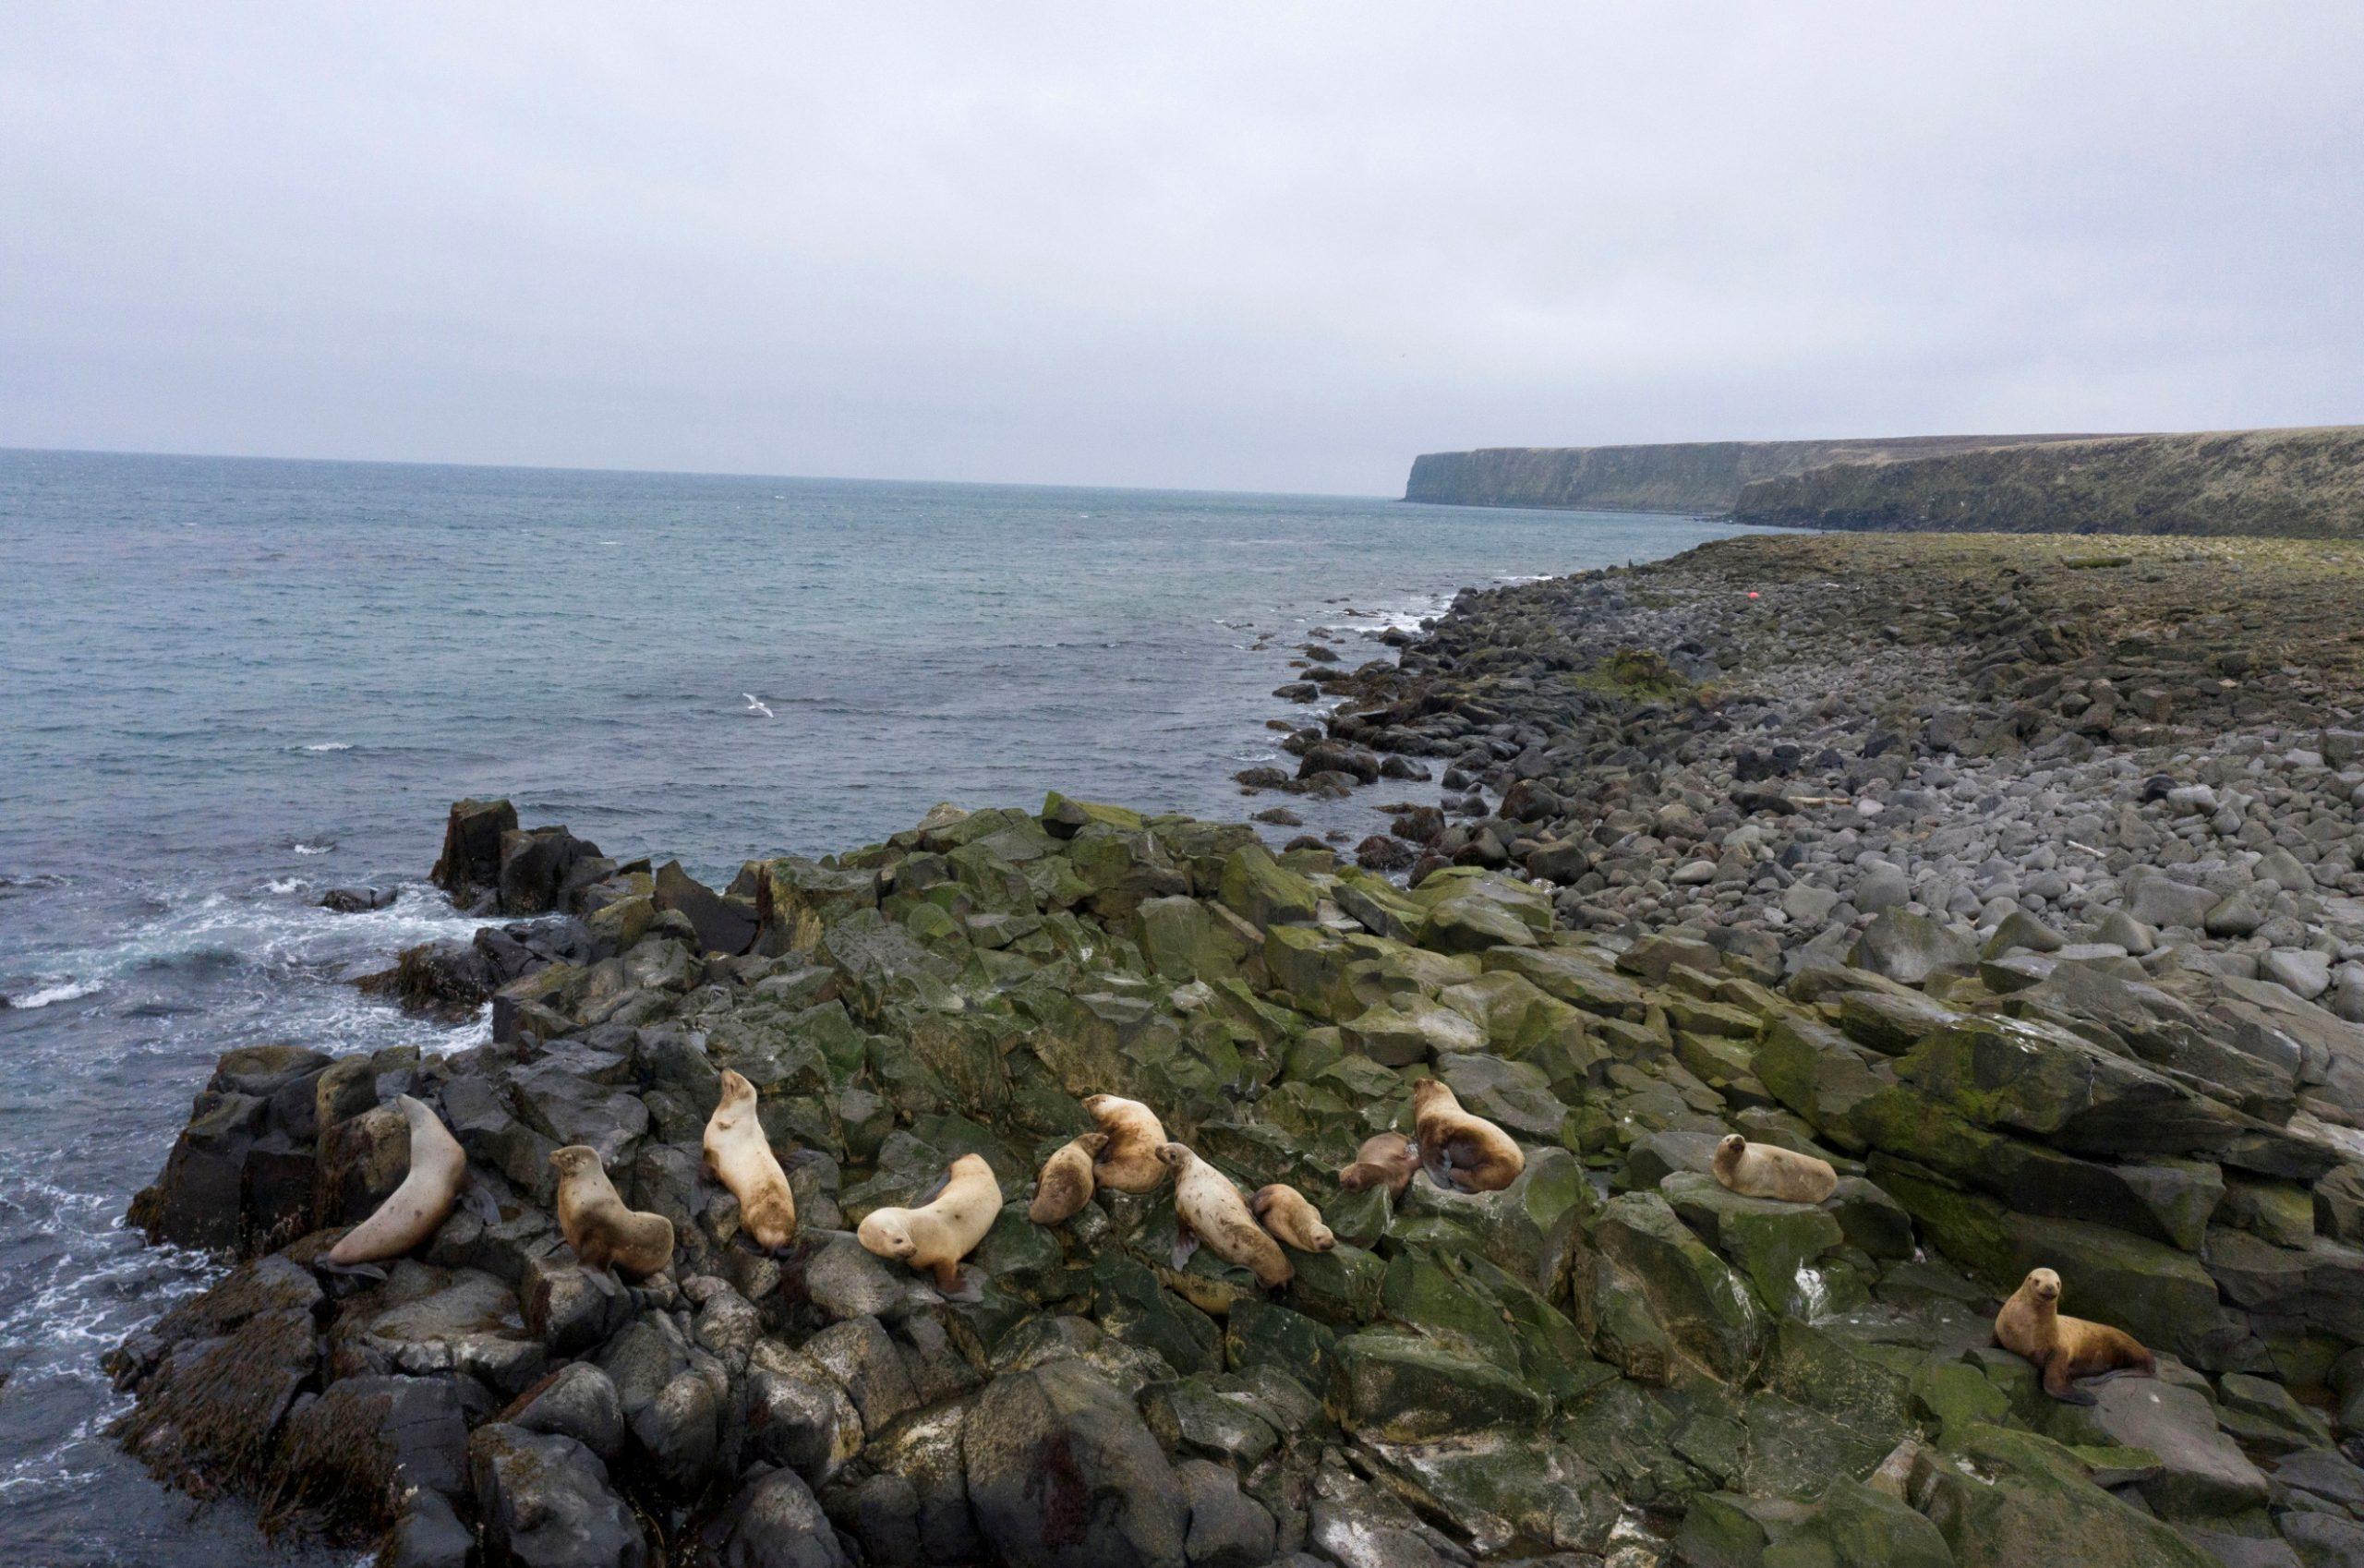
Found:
[0,440,1402,504]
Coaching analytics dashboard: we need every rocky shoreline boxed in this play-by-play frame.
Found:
[111,531,2364,1568]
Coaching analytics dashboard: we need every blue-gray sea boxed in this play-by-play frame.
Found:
[0,448,1755,1564]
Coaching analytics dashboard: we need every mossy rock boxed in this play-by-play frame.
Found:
[1661,1171,1847,1317]
[1590,1190,1767,1387]
[1216,845,1319,929]
[1222,1297,1337,1391]
[1921,1424,2221,1568]
[1326,1330,1550,1441]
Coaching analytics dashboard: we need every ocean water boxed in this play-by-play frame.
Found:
[0,448,1755,1563]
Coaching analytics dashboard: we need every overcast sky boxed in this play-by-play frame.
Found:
[2,5,2358,494]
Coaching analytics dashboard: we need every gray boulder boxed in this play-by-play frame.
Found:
[962,1357,1189,1568]
[468,1422,646,1568]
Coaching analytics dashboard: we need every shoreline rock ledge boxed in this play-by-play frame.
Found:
[111,541,2364,1568]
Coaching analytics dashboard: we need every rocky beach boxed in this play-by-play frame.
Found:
[109,529,2364,1568]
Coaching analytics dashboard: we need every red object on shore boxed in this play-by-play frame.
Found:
[1747,591,1759,599]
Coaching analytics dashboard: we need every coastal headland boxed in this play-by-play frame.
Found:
[1410,427,2364,538]
[110,530,2364,1568]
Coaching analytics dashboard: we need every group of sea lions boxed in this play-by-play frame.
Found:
[1023,1093,1334,1288]
[1700,1131,2154,1401]
[1334,1080,1526,1198]
[325,1073,2157,1402]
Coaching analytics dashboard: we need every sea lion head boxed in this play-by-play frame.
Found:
[1081,1093,1118,1118]
[1154,1141,1195,1172]
[1074,1131,1109,1156]
[858,1209,917,1259]
[1410,1080,1454,1115]
[947,1153,991,1181]
[2026,1267,2062,1304]
[1718,1133,1747,1158]
[396,1093,434,1127]
[717,1068,757,1107]
[549,1145,601,1179]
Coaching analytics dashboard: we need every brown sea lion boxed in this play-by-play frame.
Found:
[1337,1131,1420,1197]
[1411,1080,1524,1194]
[1250,1184,1334,1253]
[858,1153,1002,1291]
[1082,1093,1169,1193]
[703,1068,797,1251]
[1711,1133,1839,1204]
[550,1145,675,1279]
[1158,1143,1292,1287]
[1028,1131,1108,1224]
[1996,1266,2157,1405]
[327,1095,466,1265]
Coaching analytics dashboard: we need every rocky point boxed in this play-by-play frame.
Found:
[108,530,2364,1568]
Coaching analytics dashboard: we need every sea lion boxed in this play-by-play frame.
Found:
[1029,1131,1108,1224]
[858,1153,1002,1290]
[702,1068,797,1251]
[550,1145,676,1279]
[1996,1266,2157,1405]
[327,1095,466,1266]
[1157,1143,1292,1287]
[1710,1133,1839,1204]
[1250,1184,1334,1253]
[1337,1132,1420,1197]
[1411,1080,1525,1194]
[1082,1093,1169,1193]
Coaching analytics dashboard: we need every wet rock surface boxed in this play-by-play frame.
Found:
[109,533,2364,1566]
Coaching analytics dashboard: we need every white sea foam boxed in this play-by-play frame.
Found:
[299,742,353,753]
[265,876,304,894]
[6,978,103,1009]
[293,841,334,855]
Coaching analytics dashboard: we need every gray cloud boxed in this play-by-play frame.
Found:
[3,3,2358,492]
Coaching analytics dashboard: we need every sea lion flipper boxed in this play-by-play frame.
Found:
[1172,1222,1200,1272]
[462,1183,501,1225]
[318,1259,389,1282]
[2041,1357,2096,1405]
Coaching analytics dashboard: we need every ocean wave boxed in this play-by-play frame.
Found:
[296,742,353,753]
[293,841,334,855]
[6,978,104,1009]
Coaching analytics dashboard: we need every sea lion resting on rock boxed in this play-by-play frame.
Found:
[1337,1132,1419,1197]
[1029,1131,1107,1224]
[1158,1143,1292,1287]
[550,1145,676,1280]
[1251,1184,1333,1253]
[858,1153,1002,1291]
[1082,1093,1168,1193]
[1411,1080,1524,1194]
[1996,1266,2156,1405]
[703,1068,797,1251]
[1711,1133,1838,1204]
[327,1095,466,1266]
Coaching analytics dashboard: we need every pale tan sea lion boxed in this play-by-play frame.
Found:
[327,1095,465,1265]
[1710,1133,1839,1204]
[1996,1266,2157,1405]
[1250,1184,1334,1253]
[1411,1080,1524,1194]
[857,1153,1002,1290]
[1336,1132,1419,1197]
[1082,1094,1169,1193]
[703,1068,797,1251]
[550,1145,676,1279]
[1028,1131,1107,1224]
[1157,1143,1292,1287]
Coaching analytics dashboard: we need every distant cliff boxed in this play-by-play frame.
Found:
[1731,426,2364,538]
[1403,434,2105,513]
